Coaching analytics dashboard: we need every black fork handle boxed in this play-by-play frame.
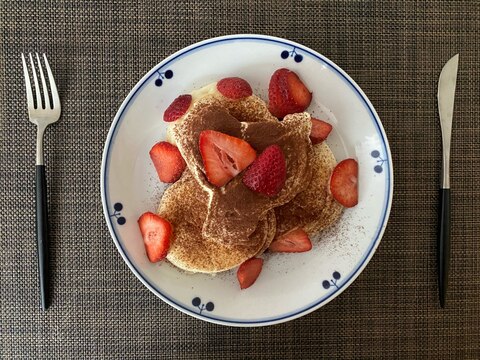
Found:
[36,165,49,310]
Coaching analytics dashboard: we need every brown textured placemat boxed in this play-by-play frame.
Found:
[1,1,479,359]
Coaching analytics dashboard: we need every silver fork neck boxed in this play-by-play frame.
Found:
[36,125,46,165]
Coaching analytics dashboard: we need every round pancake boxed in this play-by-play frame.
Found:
[274,142,343,236]
[159,172,275,273]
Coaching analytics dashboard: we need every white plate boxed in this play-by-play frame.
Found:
[101,34,393,327]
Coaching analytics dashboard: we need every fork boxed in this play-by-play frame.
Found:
[21,53,61,311]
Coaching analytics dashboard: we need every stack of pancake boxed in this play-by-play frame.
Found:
[158,85,342,273]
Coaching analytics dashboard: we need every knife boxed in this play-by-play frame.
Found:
[437,54,458,308]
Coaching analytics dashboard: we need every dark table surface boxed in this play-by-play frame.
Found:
[1,1,479,359]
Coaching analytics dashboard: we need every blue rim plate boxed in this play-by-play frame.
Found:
[101,34,393,327]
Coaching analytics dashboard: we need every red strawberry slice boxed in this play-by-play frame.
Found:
[199,130,256,187]
[268,68,312,118]
[149,141,186,183]
[310,118,333,144]
[242,144,286,197]
[330,158,359,208]
[137,212,172,262]
[268,228,312,253]
[164,94,192,122]
[237,258,263,290]
[216,77,253,100]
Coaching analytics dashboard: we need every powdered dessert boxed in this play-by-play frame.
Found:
[171,99,313,245]
[158,172,276,273]
[274,142,343,236]
[137,71,359,289]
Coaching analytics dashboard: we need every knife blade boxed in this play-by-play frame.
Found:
[437,54,458,308]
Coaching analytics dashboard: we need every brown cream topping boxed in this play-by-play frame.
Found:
[172,96,313,246]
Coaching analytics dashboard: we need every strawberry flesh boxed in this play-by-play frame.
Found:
[268,228,312,253]
[242,144,286,197]
[310,118,333,144]
[199,130,256,187]
[164,94,192,122]
[268,68,312,118]
[217,77,253,99]
[330,158,359,208]
[237,258,263,290]
[149,141,186,183]
[137,212,172,262]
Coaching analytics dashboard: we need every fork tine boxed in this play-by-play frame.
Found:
[29,53,42,109]
[21,53,34,109]
[43,54,59,109]
[36,53,51,110]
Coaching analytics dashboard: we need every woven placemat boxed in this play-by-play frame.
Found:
[1,1,479,359]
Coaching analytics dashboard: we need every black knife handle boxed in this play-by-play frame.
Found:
[36,165,49,310]
[438,188,450,308]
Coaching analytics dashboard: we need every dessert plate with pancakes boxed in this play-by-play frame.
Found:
[101,35,393,326]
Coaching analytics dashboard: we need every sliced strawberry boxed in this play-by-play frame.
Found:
[310,118,333,144]
[137,212,172,262]
[268,68,312,118]
[164,94,192,122]
[330,158,359,208]
[237,258,263,290]
[149,141,186,183]
[268,228,312,253]
[199,130,256,187]
[242,144,286,197]
[216,77,253,100]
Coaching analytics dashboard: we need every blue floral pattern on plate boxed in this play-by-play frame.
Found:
[154,69,173,86]
[322,271,341,290]
[280,47,303,62]
[110,202,126,225]
[192,297,214,314]
[371,150,387,173]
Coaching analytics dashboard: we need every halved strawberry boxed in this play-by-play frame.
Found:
[164,94,192,122]
[242,144,286,197]
[310,118,333,144]
[268,68,312,118]
[216,77,252,99]
[199,130,256,187]
[330,158,359,208]
[268,228,312,253]
[137,212,172,262]
[149,141,186,183]
[237,258,263,290]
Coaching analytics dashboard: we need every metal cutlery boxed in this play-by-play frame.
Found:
[437,54,458,308]
[21,53,61,310]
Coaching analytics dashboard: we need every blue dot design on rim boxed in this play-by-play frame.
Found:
[280,47,303,63]
[192,297,214,314]
[110,202,126,225]
[371,150,387,173]
[322,271,341,290]
[154,69,174,87]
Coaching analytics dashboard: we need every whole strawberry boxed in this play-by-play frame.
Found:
[242,144,287,197]
[216,77,252,99]
[268,68,312,118]
[164,94,192,122]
